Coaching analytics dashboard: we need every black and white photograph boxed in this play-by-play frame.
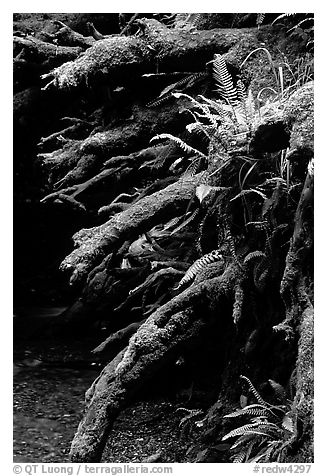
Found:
[13,9,314,467]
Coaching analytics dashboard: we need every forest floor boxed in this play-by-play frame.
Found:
[13,308,196,463]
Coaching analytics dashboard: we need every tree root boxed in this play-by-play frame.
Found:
[42,19,259,90]
[91,320,146,355]
[14,35,83,65]
[70,263,242,462]
[60,173,203,285]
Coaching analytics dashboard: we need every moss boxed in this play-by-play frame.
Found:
[284,81,314,156]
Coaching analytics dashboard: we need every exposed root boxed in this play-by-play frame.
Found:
[60,173,203,285]
[70,263,242,461]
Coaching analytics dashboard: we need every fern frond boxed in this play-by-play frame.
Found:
[186,122,212,140]
[147,72,207,107]
[175,249,223,289]
[256,14,265,28]
[179,409,203,427]
[230,434,254,450]
[182,157,206,178]
[224,404,271,419]
[235,83,256,131]
[231,189,268,201]
[287,17,314,34]
[212,54,238,107]
[150,133,206,159]
[272,13,297,25]
[173,92,211,117]
[146,95,174,108]
[236,79,247,103]
[263,440,282,462]
[245,89,256,128]
[243,251,266,265]
[232,450,247,463]
[197,95,234,120]
[240,375,266,405]
[282,412,296,433]
[248,446,272,463]
[223,421,278,440]
[253,258,270,291]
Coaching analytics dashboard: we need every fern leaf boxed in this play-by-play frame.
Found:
[287,17,314,34]
[245,89,256,129]
[182,156,206,178]
[253,259,270,291]
[263,440,282,462]
[256,13,265,28]
[230,434,254,450]
[224,404,271,419]
[175,249,223,289]
[173,92,212,118]
[222,422,277,440]
[235,81,255,129]
[282,412,296,433]
[240,375,266,405]
[243,251,266,266]
[212,54,238,107]
[272,13,297,25]
[186,122,212,140]
[179,409,203,427]
[197,95,234,120]
[146,95,174,108]
[195,184,215,203]
[236,79,247,108]
[170,209,199,235]
[147,72,206,107]
[231,189,268,201]
[232,450,247,463]
[150,133,206,158]
[248,446,271,463]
